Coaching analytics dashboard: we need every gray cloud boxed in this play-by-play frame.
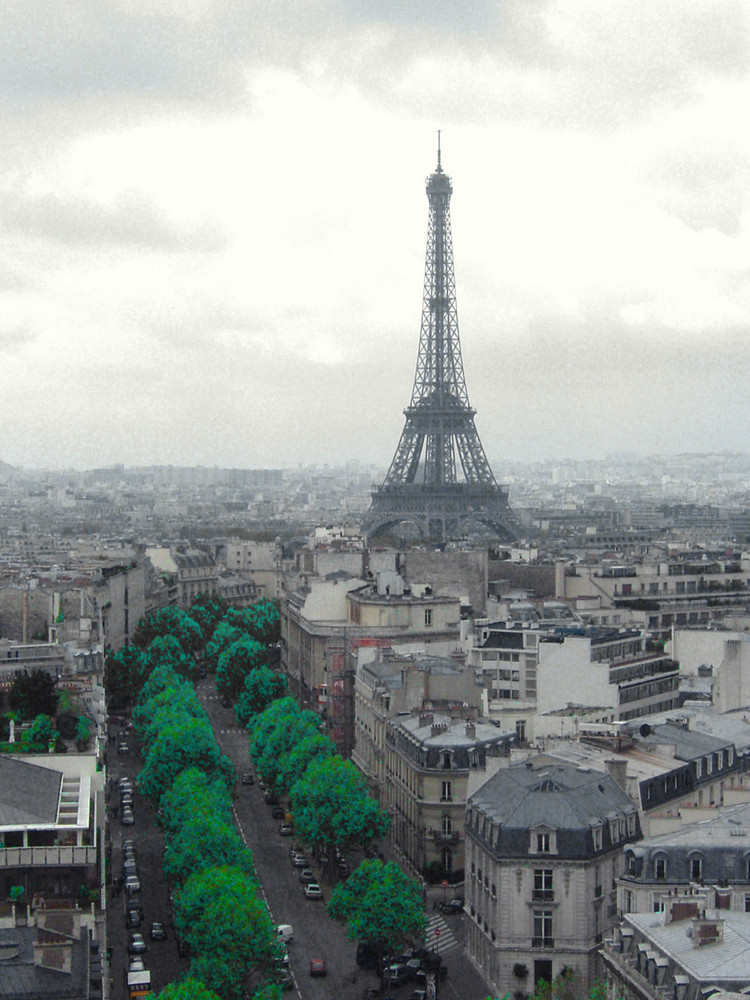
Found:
[0,189,226,252]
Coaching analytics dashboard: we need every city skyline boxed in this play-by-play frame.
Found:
[1,2,749,472]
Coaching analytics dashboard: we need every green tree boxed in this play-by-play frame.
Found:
[189,593,230,644]
[204,622,245,674]
[142,634,200,684]
[138,715,234,804]
[328,859,425,974]
[174,866,280,1000]
[290,756,390,859]
[21,714,64,752]
[8,670,58,721]
[161,768,234,837]
[226,600,280,646]
[132,606,202,657]
[216,637,268,701]
[75,716,91,751]
[152,978,223,1000]
[277,730,335,793]
[235,667,287,728]
[163,814,253,886]
[104,644,147,708]
[248,698,322,793]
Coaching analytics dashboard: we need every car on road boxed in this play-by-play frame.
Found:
[279,823,293,836]
[291,854,307,867]
[278,968,295,990]
[309,958,327,977]
[126,908,142,929]
[387,964,413,986]
[122,839,136,853]
[304,883,323,900]
[128,933,146,955]
[241,772,254,785]
[271,806,285,819]
[150,921,167,940]
[122,808,135,826]
[121,793,133,808]
[277,924,293,944]
[123,860,138,879]
[117,742,129,754]
[124,875,141,894]
[298,868,316,883]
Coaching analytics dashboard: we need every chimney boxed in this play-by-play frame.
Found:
[465,722,476,739]
[418,713,434,728]
[555,560,566,600]
[605,758,628,791]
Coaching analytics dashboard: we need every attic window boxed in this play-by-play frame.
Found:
[533,778,562,793]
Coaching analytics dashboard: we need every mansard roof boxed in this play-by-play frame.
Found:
[0,756,62,827]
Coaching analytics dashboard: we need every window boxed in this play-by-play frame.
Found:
[707,755,713,774]
[516,720,526,743]
[441,815,452,837]
[654,857,667,880]
[533,910,553,948]
[533,869,553,901]
[537,832,551,854]
[690,858,702,882]
[441,780,452,802]
[696,758,702,779]
[745,894,750,913]
[440,751,452,770]
[469,749,479,768]
[424,609,433,627]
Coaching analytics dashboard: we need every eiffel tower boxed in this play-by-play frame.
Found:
[364,141,518,544]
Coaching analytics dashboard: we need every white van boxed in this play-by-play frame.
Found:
[277,924,293,945]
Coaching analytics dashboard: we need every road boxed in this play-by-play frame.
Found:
[197,680,492,1000]
[104,680,492,1000]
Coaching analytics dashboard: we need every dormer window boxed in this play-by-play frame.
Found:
[530,828,556,855]
[440,750,453,770]
[469,749,479,768]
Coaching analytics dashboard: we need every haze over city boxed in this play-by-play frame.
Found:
[2,1,749,472]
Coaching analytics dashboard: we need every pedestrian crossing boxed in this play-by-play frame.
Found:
[425,913,459,955]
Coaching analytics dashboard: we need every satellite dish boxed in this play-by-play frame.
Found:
[640,724,651,737]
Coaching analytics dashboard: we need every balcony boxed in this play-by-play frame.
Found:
[0,846,97,868]
[531,890,554,902]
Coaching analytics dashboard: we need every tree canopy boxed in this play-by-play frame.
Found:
[248,698,323,793]
[328,859,425,965]
[138,713,234,804]
[151,977,223,1000]
[173,866,280,1000]
[8,669,58,721]
[290,755,390,855]
[235,667,287,729]
[132,606,203,657]
[216,637,268,700]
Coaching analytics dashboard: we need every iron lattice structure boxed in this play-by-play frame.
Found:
[364,148,518,543]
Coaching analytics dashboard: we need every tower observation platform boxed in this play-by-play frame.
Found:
[363,143,519,544]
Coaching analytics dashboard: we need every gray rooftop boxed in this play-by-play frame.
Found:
[0,757,61,827]
[471,759,637,831]
[626,909,750,983]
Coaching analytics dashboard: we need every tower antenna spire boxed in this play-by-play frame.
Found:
[437,129,442,171]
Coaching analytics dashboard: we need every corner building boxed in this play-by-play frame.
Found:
[465,759,641,997]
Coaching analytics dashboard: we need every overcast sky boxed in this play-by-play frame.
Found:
[2,0,749,472]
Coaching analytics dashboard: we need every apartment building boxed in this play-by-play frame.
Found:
[465,759,641,996]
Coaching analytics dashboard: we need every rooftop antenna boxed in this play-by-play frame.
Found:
[437,129,442,171]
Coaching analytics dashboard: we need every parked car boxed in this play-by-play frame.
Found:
[440,898,464,915]
[304,883,323,900]
[241,772,254,785]
[120,793,133,808]
[298,868,316,884]
[150,921,167,941]
[124,875,141,894]
[122,860,138,878]
[291,854,307,868]
[278,968,295,991]
[387,964,412,986]
[128,933,146,955]
[122,839,137,854]
[279,823,293,836]
[264,791,279,805]
[309,958,327,977]
[271,806,285,820]
[277,924,293,945]
[122,808,135,826]
[128,957,146,972]
[125,908,142,929]
[117,742,129,755]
